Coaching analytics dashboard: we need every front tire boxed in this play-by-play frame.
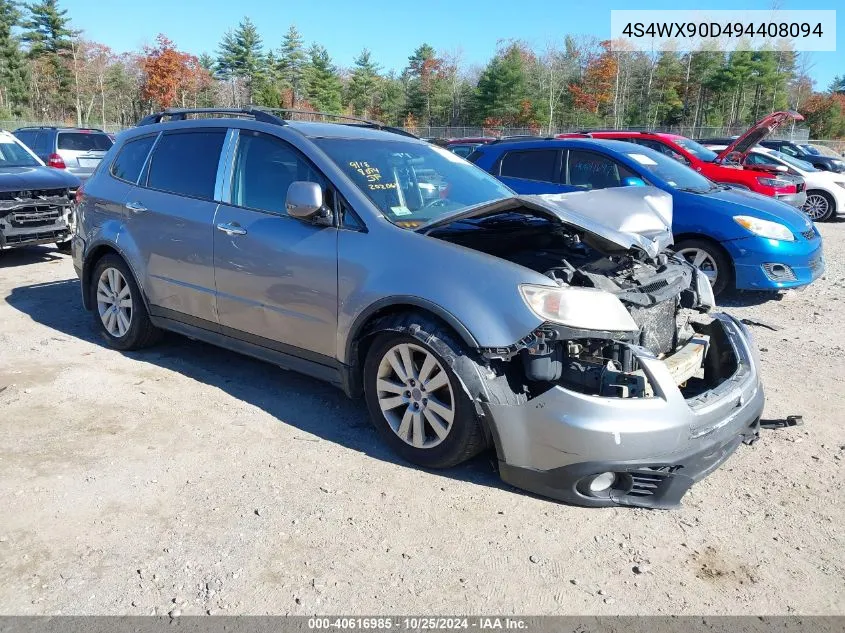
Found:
[803,190,835,222]
[89,254,161,350]
[363,317,487,469]
[674,238,733,296]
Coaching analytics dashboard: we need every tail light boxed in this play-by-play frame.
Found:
[74,184,85,204]
[47,153,66,169]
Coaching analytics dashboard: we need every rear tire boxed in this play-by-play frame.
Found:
[89,254,161,350]
[674,238,733,296]
[362,316,488,469]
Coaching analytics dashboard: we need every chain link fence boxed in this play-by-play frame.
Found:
[0,120,125,133]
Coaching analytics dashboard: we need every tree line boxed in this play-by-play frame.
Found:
[1,0,843,137]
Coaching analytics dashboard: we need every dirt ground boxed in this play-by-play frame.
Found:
[0,223,843,617]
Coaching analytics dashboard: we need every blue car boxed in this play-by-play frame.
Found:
[468,138,824,295]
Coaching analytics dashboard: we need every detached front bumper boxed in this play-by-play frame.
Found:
[484,314,764,509]
[0,206,72,250]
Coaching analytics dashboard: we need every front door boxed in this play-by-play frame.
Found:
[127,127,226,324]
[212,130,338,360]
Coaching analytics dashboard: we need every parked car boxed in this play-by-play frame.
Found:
[704,144,845,222]
[697,137,845,174]
[800,143,845,159]
[73,107,765,508]
[13,126,113,181]
[0,129,80,253]
[559,112,807,207]
[446,136,496,158]
[469,137,823,295]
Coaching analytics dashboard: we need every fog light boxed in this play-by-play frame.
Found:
[762,262,797,282]
[589,472,617,493]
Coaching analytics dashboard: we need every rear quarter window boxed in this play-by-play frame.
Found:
[57,132,113,151]
[110,135,158,183]
[145,129,226,200]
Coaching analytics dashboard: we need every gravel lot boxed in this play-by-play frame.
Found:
[0,222,843,616]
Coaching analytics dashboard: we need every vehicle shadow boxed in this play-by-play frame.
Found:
[5,278,507,494]
[0,245,65,267]
[718,289,787,308]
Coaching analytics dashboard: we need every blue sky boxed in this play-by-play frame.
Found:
[61,0,843,89]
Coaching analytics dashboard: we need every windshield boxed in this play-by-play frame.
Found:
[625,147,715,193]
[0,136,41,167]
[806,144,842,158]
[314,138,513,226]
[800,144,820,155]
[769,149,818,172]
[673,138,719,162]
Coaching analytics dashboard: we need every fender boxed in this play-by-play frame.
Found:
[344,295,480,365]
[81,221,149,312]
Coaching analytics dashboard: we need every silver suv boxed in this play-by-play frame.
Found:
[13,127,113,181]
[72,108,765,508]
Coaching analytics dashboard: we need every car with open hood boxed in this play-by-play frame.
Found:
[704,143,845,222]
[469,137,823,295]
[72,108,765,508]
[0,129,80,253]
[558,112,807,207]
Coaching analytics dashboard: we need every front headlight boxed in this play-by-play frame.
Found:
[831,160,845,168]
[733,215,795,241]
[756,176,792,188]
[519,284,639,332]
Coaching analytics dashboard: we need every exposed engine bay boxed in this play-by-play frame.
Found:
[0,188,74,249]
[428,207,730,400]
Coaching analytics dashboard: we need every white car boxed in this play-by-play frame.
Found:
[706,144,845,222]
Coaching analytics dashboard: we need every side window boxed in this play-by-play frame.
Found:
[146,129,226,200]
[33,132,51,155]
[231,131,326,215]
[110,135,157,184]
[637,139,689,165]
[780,144,798,157]
[567,150,637,190]
[499,149,558,182]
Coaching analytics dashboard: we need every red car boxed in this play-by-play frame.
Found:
[557,112,807,208]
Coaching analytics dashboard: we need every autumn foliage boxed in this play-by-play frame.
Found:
[140,34,210,109]
[569,40,617,115]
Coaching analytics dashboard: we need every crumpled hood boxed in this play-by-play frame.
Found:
[418,186,674,260]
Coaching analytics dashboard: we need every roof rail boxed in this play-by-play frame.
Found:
[487,136,556,145]
[137,107,287,126]
[254,107,418,139]
[576,129,651,135]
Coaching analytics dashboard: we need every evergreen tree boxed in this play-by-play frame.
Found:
[277,25,305,107]
[0,0,28,115]
[215,17,264,104]
[303,43,341,113]
[21,0,77,115]
[475,44,531,125]
[404,43,442,123]
[347,48,379,116]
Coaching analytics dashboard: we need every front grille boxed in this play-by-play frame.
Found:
[628,299,677,356]
[9,208,62,228]
[3,228,67,244]
[638,279,669,294]
[801,228,816,240]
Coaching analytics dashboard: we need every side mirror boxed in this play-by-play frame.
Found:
[622,176,646,187]
[286,181,330,224]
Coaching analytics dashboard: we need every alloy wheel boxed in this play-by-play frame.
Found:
[803,194,829,221]
[677,247,719,286]
[376,343,455,449]
[96,267,133,338]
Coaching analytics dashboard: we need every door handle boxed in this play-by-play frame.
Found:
[216,222,247,236]
[125,201,147,213]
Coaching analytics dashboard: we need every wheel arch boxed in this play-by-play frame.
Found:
[342,298,480,398]
[672,233,736,285]
[82,243,148,312]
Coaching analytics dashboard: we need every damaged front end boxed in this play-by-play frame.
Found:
[427,187,764,508]
[0,188,75,250]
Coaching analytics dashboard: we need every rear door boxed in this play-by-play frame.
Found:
[125,127,225,325]
[56,131,113,180]
[495,148,569,193]
[212,129,338,360]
